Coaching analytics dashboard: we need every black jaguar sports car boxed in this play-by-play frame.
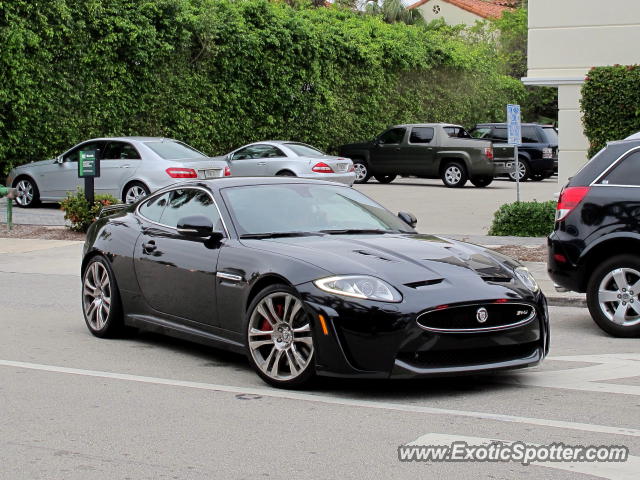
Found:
[81,177,549,387]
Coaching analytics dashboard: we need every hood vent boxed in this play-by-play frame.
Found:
[481,276,512,284]
[405,279,444,289]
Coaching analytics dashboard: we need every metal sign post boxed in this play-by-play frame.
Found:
[78,150,100,204]
[507,104,522,202]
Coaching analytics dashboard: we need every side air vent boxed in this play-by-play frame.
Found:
[481,276,512,283]
[404,279,444,289]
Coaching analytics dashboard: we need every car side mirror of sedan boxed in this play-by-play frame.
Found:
[177,215,223,239]
[398,211,417,228]
[56,156,63,164]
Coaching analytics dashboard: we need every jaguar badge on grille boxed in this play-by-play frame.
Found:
[476,307,489,323]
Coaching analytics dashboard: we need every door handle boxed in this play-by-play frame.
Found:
[257,162,266,166]
[142,241,157,253]
[120,164,131,169]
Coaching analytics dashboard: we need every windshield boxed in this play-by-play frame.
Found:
[221,184,415,236]
[144,141,207,160]
[285,143,325,157]
[543,127,558,145]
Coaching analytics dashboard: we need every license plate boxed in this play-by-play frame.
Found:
[336,163,348,173]
[201,169,220,179]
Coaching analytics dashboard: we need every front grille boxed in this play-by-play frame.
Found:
[417,302,536,333]
[399,342,539,368]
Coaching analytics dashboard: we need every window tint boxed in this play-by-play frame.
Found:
[521,126,541,143]
[378,128,406,145]
[63,142,104,163]
[144,141,206,160]
[471,127,491,139]
[443,127,471,138]
[285,143,325,156]
[600,151,640,186]
[139,192,170,222]
[492,128,508,141]
[158,189,221,228]
[409,127,434,144]
[232,145,284,160]
[103,142,141,160]
[543,127,558,145]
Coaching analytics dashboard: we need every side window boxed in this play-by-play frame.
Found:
[103,142,141,160]
[600,151,640,186]
[492,128,508,141]
[231,146,257,160]
[409,127,434,144]
[138,192,170,223]
[521,126,541,143]
[378,128,406,145]
[261,146,286,158]
[63,142,104,163]
[443,127,469,138]
[471,127,491,139]
[159,189,222,229]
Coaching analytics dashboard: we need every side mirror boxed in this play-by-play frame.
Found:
[177,215,221,238]
[56,156,63,164]
[398,211,417,228]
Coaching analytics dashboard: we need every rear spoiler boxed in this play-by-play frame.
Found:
[98,203,129,219]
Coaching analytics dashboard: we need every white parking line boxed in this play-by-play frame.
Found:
[406,433,640,480]
[1,359,639,438]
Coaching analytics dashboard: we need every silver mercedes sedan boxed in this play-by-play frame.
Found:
[220,141,356,185]
[6,137,230,207]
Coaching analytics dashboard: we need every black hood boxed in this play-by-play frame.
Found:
[339,141,372,152]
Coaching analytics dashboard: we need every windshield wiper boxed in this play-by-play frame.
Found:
[319,228,400,235]
[240,231,323,239]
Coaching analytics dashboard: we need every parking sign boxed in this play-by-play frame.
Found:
[507,104,522,146]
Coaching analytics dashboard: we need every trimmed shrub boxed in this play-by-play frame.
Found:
[581,65,640,158]
[488,200,556,237]
[60,189,120,232]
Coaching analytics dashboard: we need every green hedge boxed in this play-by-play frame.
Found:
[488,200,556,237]
[581,65,640,157]
[0,0,524,174]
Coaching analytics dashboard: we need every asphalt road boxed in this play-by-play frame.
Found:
[1,240,638,479]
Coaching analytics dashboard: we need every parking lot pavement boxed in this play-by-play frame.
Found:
[1,238,637,479]
[0,198,66,226]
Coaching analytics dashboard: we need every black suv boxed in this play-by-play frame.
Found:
[548,139,640,337]
[470,123,558,181]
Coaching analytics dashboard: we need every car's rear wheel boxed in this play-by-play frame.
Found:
[246,284,315,388]
[13,177,41,208]
[508,158,530,182]
[352,160,371,184]
[374,174,397,184]
[587,255,640,337]
[123,182,149,204]
[441,161,468,188]
[530,173,545,181]
[470,176,493,188]
[82,255,124,338]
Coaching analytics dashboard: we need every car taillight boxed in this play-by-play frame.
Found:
[484,147,493,161]
[543,147,553,159]
[224,166,231,177]
[556,186,590,222]
[166,167,198,178]
[312,162,334,173]
[348,164,355,172]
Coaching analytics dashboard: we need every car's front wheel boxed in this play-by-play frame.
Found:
[508,158,530,182]
[123,182,149,204]
[352,160,371,184]
[13,177,41,208]
[587,255,640,337]
[82,255,124,338]
[246,284,315,388]
[441,161,468,188]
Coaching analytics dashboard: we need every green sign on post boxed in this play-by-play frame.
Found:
[78,150,99,178]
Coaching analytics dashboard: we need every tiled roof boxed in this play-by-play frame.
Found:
[407,0,514,19]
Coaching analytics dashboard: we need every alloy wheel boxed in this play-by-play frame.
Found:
[125,185,147,204]
[597,267,640,327]
[509,162,527,181]
[353,163,368,182]
[445,165,462,185]
[248,292,314,381]
[15,180,34,206]
[83,261,112,330]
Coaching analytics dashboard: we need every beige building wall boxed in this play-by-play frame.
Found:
[415,1,484,26]
[524,0,640,184]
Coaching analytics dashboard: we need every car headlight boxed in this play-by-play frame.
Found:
[514,267,539,292]
[313,275,402,302]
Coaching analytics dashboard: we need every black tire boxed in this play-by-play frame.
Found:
[530,173,545,181]
[373,174,397,184]
[122,181,150,204]
[276,170,296,177]
[587,254,640,337]
[441,161,468,188]
[245,283,316,388]
[508,158,530,182]
[13,176,41,208]
[470,176,493,188]
[352,160,371,184]
[81,255,124,338]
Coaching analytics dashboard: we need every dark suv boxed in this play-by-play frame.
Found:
[470,123,557,181]
[548,139,640,337]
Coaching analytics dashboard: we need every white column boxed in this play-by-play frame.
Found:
[557,83,590,185]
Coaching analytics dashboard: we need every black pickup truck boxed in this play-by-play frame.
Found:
[469,123,558,181]
[338,123,503,188]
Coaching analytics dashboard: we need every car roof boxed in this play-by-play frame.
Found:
[473,123,556,128]
[82,137,182,143]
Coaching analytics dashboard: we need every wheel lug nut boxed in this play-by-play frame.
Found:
[623,302,626,305]
[618,294,622,299]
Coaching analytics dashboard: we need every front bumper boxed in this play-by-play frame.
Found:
[297,284,549,379]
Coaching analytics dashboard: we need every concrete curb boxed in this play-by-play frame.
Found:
[546,296,587,308]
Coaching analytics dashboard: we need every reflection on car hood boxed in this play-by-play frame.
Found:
[242,234,520,285]
[15,159,55,169]
[339,141,371,151]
